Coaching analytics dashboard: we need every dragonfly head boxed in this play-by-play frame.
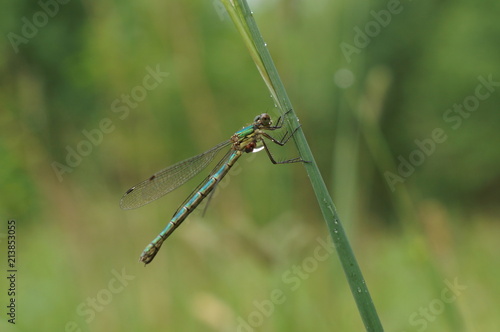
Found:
[254,113,272,127]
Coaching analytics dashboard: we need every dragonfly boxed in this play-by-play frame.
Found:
[120,112,304,264]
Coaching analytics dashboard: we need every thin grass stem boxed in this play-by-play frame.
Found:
[220,1,384,330]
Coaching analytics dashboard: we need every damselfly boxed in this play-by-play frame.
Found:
[120,112,304,264]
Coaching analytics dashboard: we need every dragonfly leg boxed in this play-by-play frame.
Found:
[262,123,311,164]
[262,124,301,147]
[270,109,293,130]
[261,139,305,164]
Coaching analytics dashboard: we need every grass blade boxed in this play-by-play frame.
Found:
[220,1,384,330]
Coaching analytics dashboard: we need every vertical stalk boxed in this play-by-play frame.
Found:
[220,1,384,330]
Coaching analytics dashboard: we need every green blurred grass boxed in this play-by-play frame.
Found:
[1,199,499,331]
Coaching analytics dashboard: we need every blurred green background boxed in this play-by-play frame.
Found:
[1,0,499,331]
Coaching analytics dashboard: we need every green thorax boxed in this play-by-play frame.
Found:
[234,124,256,139]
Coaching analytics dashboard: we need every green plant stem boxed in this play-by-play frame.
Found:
[221,1,384,331]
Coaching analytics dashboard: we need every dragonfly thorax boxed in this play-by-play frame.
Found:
[231,129,261,153]
[243,141,257,153]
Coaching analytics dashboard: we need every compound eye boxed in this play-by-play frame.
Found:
[259,113,271,126]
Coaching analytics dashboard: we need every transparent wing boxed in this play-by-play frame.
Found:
[120,140,231,210]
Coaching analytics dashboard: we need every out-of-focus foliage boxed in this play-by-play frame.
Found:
[1,0,499,331]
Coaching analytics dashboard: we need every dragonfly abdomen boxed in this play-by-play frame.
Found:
[139,150,243,264]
